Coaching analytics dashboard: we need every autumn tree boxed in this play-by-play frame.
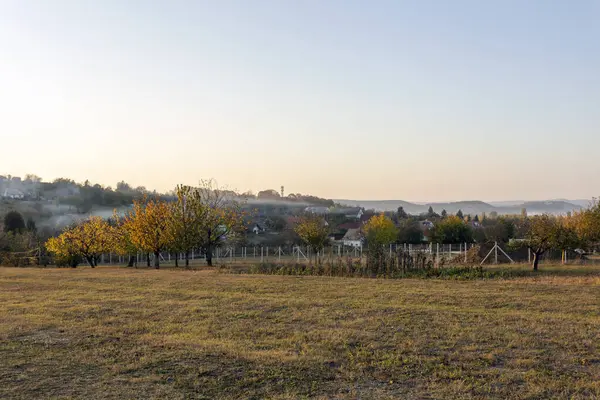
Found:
[363,214,397,247]
[169,185,207,267]
[109,215,139,267]
[45,234,81,267]
[521,214,568,271]
[45,217,115,267]
[294,213,329,262]
[362,214,397,271]
[195,180,247,267]
[569,199,600,247]
[121,196,174,269]
[430,215,472,244]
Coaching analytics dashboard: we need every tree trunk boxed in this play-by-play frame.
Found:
[146,253,151,267]
[154,252,160,269]
[175,254,179,268]
[85,255,95,268]
[532,251,540,271]
[206,245,213,266]
[127,255,135,267]
[185,251,190,267]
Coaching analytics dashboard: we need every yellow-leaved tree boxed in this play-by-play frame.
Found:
[569,199,600,246]
[294,213,329,262]
[363,214,397,247]
[121,196,174,269]
[169,185,206,267]
[45,234,80,267]
[45,216,115,267]
[110,212,139,267]
[362,214,397,271]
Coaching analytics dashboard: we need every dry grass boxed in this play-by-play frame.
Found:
[0,267,599,399]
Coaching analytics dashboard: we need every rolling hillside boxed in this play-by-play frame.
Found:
[334,199,584,216]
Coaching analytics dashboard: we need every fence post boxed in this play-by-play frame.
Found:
[261,247,264,263]
[494,241,498,264]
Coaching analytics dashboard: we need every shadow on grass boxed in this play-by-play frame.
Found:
[0,326,339,400]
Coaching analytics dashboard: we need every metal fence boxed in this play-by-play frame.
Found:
[91,242,600,267]
[93,243,480,266]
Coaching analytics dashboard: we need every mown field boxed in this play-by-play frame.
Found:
[0,267,599,399]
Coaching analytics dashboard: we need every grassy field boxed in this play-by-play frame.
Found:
[0,267,599,399]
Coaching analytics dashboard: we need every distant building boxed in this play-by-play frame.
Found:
[342,228,363,248]
[420,220,434,229]
[2,188,25,199]
[252,224,265,235]
[331,207,364,220]
[419,220,435,242]
[337,222,362,231]
[304,206,330,215]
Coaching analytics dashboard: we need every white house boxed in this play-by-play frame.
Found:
[252,224,265,235]
[419,220,435,242]
[305,206,330,215]
[2,188,25,199]
[420,220,434,229]
[342,228,362,248]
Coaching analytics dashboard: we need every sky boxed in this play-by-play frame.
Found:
[1,0,599,201]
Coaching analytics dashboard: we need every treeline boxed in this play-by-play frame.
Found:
[373,203,600,270]
[45,182,246,268]
[1,174,334,215]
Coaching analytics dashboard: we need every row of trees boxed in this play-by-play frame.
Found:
[521,204,600,270]
[351,202,600,271]
[46,182,246,268]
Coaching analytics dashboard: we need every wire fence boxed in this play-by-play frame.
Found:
[90,242,600,267]
[3,243,598,268]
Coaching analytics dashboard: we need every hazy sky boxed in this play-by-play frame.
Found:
[1,1,599,201]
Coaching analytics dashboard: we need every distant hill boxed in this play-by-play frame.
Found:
[334,199,585,216]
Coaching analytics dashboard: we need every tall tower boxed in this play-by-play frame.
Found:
[281,186,284,198]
